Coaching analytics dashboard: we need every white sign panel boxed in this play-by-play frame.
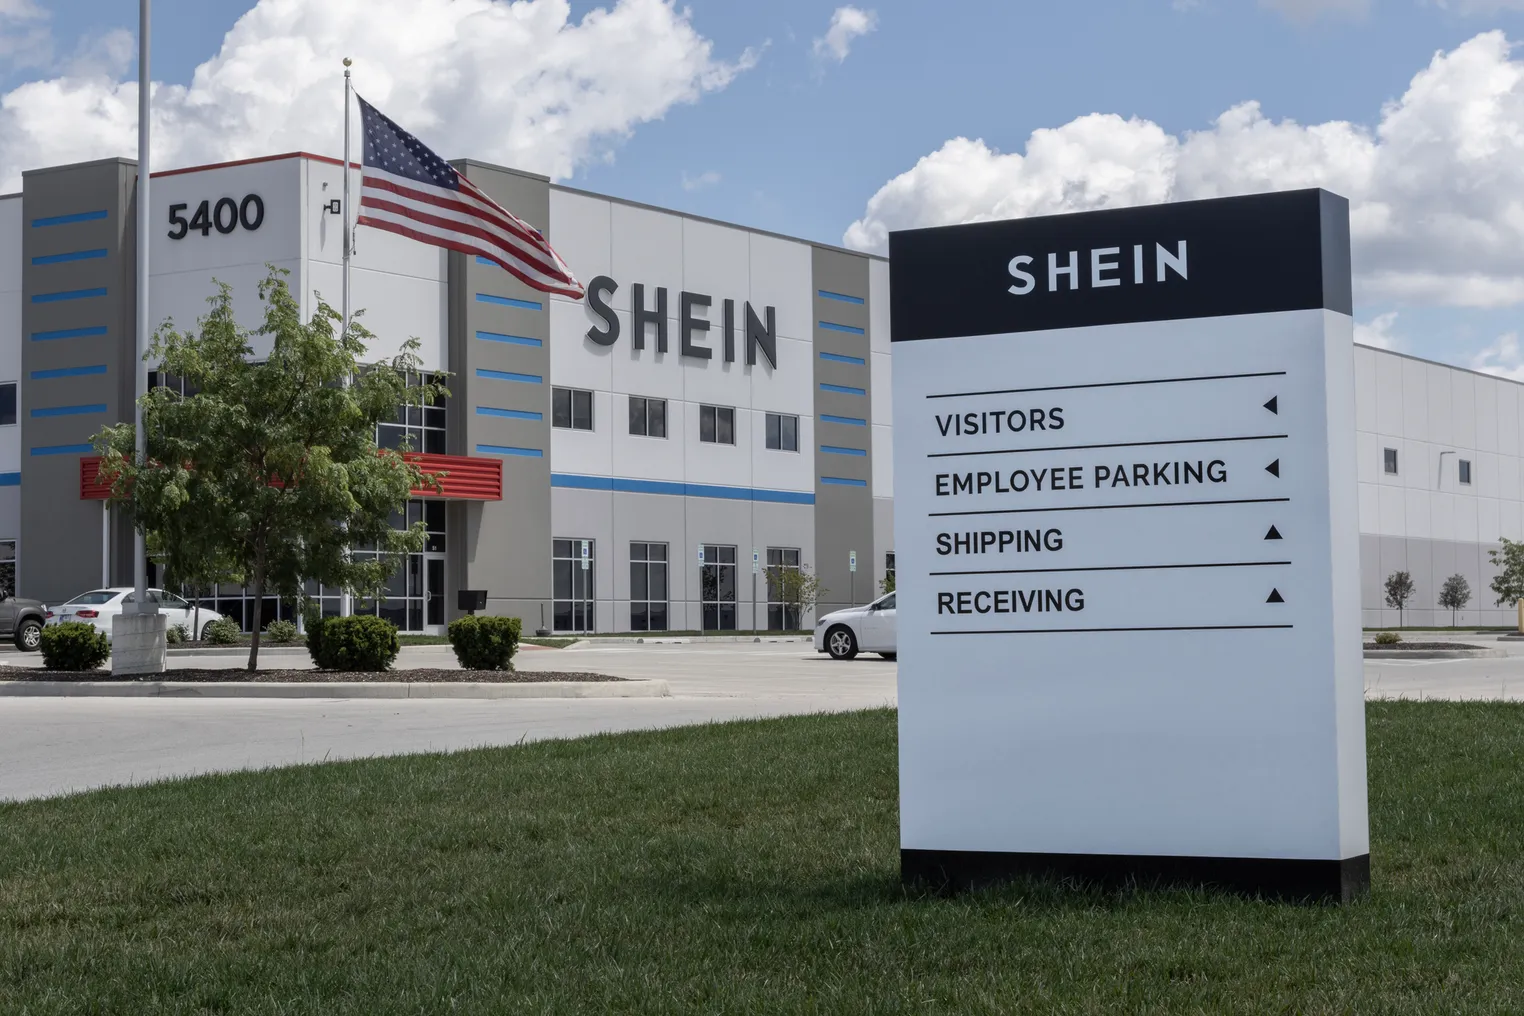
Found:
[890,190,1368,901]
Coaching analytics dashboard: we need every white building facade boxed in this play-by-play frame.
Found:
[0,150,1512,630]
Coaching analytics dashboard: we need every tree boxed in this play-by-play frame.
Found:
[1489,537,1524,607]
[1438,573,1472,628]
[766,564,825,630]
[95,268,447,671]
[880,572,896,594]
[1384,570,1415,627]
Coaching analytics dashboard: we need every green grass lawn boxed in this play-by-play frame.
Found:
[2,704,1523,1013]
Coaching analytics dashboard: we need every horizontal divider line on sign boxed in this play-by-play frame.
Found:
[926,370,1288,401]
[929,624,1296,635]
[928,433,1288,458]
[928,496,1291,518]
[930,560,1292,577]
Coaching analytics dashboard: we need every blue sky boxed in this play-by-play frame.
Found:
[14,0,1524,369]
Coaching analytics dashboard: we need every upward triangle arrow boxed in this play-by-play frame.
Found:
[1265,525,1283,540]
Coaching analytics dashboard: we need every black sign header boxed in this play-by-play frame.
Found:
[888,189,1351,342]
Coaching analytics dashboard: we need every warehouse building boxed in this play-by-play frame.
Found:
[0,152,1516,630]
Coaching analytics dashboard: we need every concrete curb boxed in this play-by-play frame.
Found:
[570,635,812,646]
[0,679,671,700]
[1363,648,1507,660]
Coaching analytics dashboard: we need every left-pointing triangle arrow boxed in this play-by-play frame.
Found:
[1264,396,1278,415]
[1265,459,1280,477]
[1267,588,1285,603]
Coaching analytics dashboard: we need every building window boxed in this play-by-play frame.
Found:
[553,538,595,632]
[765,412,798,452]
[348,500,448,632]
[629,542,669,631]
[0,383,16,427]
[699,404,735,445]
[766,547,801,630]
[1459,459,1472,485]
[377,372,448,454]
[0,539,14,594]
[885,551,895,589]
[552,387,593,431]
[1383,448,1398,475]
[700,544,737,630]
[628,396,667,438]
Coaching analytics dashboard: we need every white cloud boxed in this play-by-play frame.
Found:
[681,169,720,191]
[1471,332,1524,380]
[1259,0,1370,22]
[0,0,51,71]
[812,6,877,63]
[1354,311,1401,349]
[0,0,758,191]
[845,31,1524,309]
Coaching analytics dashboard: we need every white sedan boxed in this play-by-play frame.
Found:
[50,588,230,642]
[814,591,897,660]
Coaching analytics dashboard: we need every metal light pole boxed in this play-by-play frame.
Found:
[339,57,354,618]
[133,0,151,612]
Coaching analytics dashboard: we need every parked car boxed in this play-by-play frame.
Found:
[0,588,48,651]
[49,588,229,642]
[814,591,896,660]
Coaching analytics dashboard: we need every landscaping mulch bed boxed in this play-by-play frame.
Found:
[0,667,621,683]
[1363,641,1483,651]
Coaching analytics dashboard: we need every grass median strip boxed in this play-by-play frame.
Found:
[2,704,1523,1013]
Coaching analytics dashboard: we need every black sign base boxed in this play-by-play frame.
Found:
[902,849,1370,904]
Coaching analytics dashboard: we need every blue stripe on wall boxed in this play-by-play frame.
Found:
[31,287,107,304]
[31,249,108,266]
[476,406,543,421]
[475,368,543,384]
[31,403,106,418]
[32,326,107,341]
[819,321,865,335]
[31,209,107,228]
[0,473,18,487]
[820,382,866,396]
[820,413,867,427]
[475,330,542,347]
[476,443,543,457]
[30,443,93,456]
[819,351,866,365]
[820,445,867,456]
[551,473,815,505]
[476,292,544,311]
[818,290,865,305]
[31,365,107,379]
[821,476,868,487]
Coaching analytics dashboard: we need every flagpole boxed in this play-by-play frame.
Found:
[339,56,354,619]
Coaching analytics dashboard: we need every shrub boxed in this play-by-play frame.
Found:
[202,617,241,645]
[165,623,189,645]
[1373,631,1402,646]
[448,615,521,671]
[264,619,299,644]
[40,621,110,671]
[307,615,398,671]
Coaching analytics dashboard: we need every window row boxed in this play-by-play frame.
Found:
[553,387,799,450]
[551,539,810,633]
[1383,447,1473,485]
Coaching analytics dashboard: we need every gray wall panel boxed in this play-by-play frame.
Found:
[1361,535,1511,627]
[20,158,136,604]
[447,161,553,625]
[811,246,875,615]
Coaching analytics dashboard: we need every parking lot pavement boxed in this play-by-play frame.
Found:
[0,642,898,802]
[6,635,1524,803]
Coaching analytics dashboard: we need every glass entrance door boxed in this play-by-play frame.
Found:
[424,554,446,633]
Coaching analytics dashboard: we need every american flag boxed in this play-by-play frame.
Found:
[355,96,584,299]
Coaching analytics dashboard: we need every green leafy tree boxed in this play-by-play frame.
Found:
[1438,573,1472,628]
[880,572,896,595]
[766,564,825,630]
[95,268,447,671]
[1384,570,1415,627]
[1489,537,1524,607]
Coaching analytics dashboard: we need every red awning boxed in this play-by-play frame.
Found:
[79,452,502,502]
